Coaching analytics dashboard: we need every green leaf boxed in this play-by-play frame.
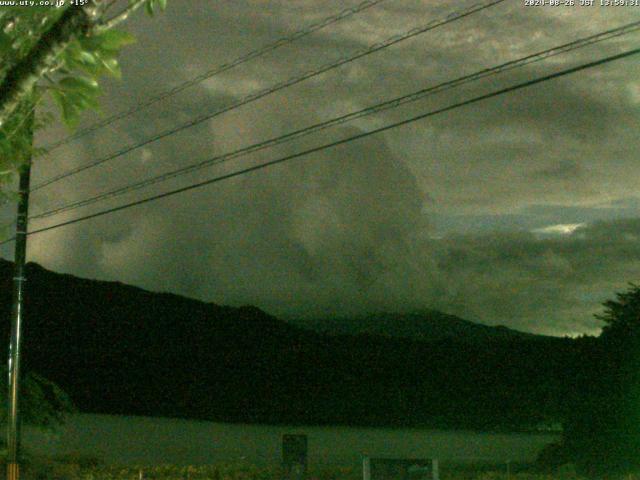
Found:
[91,29,136,52]
[51,89,80,128]
[0,31,12,54]
[50,75,102,126]
[76,49,98,66]
[67,91,98,111]
[61,40,86,71]
[99,56,121,79]
[146,0,156,16]
[59,76,99,94]
[0,137,12,161]
[157,0,168,11]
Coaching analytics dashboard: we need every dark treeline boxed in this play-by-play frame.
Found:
[1,259,638,475]
[558,286,640,476]
[0,259,576,430]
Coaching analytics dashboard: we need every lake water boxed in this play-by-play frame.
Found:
[21,413,560,467]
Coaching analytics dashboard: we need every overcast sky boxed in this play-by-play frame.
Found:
[1,0,639,336]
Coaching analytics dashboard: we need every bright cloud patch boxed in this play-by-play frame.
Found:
[532,223,586,236]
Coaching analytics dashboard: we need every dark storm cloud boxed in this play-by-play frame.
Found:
[2,0,638,336]
[108,125,428,318]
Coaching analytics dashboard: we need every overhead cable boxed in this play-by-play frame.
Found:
[29,20,640,221]
[0,46,634,245]
[31,0,506,192]
[41,0,391,152]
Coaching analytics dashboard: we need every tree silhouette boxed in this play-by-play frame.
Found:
[562,283,640,476]
[0,367,75,463]
[0,367,75,429]
[597,283,640,341]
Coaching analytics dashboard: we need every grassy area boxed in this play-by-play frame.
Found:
[11,458,638,480]
[20,461,360,480]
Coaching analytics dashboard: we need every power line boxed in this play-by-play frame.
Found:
[30,0,506,192]
[1,46,635,246]
[27,20,640,221]
[40,0,390,153]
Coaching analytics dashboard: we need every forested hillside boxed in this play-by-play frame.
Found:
[0,259,580,431]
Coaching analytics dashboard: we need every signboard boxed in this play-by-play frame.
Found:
[282,434,308,475]
[363,457,438,480]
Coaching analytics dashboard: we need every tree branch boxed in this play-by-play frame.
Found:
[93,0,147,34]
[101,0,121,17]
[0,4,98,128]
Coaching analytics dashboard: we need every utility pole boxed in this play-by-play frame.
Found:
[6,105,33,480]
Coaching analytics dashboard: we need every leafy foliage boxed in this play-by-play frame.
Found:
[0,366,75,429]
[146,0,168,16]
[0,9,58,198]
[559,284,640,476]
[596,282,640,339]
[0,0,165,432]
[0,1,167,200]
[0,7,65,80]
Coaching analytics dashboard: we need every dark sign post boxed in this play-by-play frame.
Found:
[282,434,307,480]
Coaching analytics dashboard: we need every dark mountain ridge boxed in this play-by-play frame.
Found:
[0,258,579,430]
[302,310,550,342]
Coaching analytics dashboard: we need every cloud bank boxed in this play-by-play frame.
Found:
[1,0,638,335]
